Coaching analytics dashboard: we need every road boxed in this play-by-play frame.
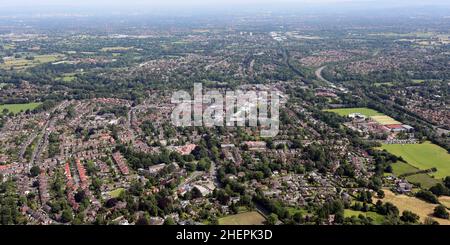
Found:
[315,66,331,84]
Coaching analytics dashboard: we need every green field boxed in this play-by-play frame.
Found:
[391,162,419,176]
[218,211,266,225]
[109,188,125,198]
[405,173,441,189]
[60,73,77,82]
[380,142,450,179]
[0,103,42,115]
[344,209,385,224]
[374,82,394,87]
[325,107,382,117]
[0,54,64,70]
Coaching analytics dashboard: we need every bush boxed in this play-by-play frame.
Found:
[433,205,449,219]
[415,190,439,204]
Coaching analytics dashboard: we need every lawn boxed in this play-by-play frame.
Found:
[391,162,419,176]
[286,207,309,216]
[344,209,385,224]
[109,188,125,198]
[0,102,42,115]
[376,189,450,225]
[405,174,441,189]
[380,142,450,179]
[324,107,382,117]
[218,211,266,225]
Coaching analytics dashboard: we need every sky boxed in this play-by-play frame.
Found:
[0,0,449,15]
[1,0,449,8]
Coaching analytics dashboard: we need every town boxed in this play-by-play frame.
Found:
[0,1,449,226]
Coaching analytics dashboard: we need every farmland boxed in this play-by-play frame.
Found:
[218,211,266,225]
[0,102,42,114]
[391,162,418,176]
[376,189,450,225]
[405,173,441,189]
[380,142,450,179]
[0,54,64,70]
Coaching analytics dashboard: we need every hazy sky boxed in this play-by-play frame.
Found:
[1,0,449,16]
[1,0,449,8]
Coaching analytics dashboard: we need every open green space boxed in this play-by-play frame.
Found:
[344,209,385,224]
[0,102,42,115]
[0,54,64,70]
[380,142,450,179]
[324,107,383,117]
[109,188,125,198]
[405,174,441,189]
[391,162,419,176]
[218,211,266,225]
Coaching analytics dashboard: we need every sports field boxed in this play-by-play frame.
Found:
[371,115,401,125]
[380,142,450,179]
[218,211,266,225]
[324,107,382,117]
[0,102,42,114]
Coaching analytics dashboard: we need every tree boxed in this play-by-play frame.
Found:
[74,190,86,203]
[429,183,448,196]
[61,209,73,223]
[136,217,149,225]
[164,217,176,225]
[415,190,439,204]
[197,158,211,171]
[30,166,40,177]
[443,176,450,189]
[433,205,449,219]
[377,190,385,198]
[266,213,278,225]
[400,210,420,223]
[191,187,203,199]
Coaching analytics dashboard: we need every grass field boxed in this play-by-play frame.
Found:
[374,82,394,87]
[218,211,266,225]
[391,162,419,176]
[0,102,42,115]
[109,188,125,198]
[286,207,309,216]
[405,174,441,189]
[60,73,78,82]
[344,209,385,224]
[325,107,382,117]
[376,189,450,225]
[380,142,450,179]
[439,196,450,209]
[370,115,401,125]
[0,54,64,70]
